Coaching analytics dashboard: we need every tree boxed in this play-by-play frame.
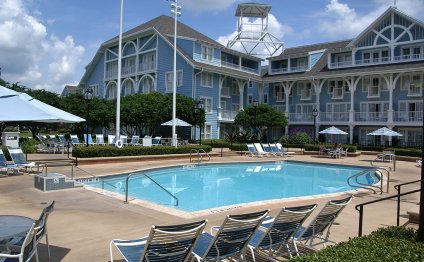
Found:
[234,104,288,141]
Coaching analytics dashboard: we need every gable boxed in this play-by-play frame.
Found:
[349,7,424,48]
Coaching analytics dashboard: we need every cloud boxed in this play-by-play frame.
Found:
[216,14,290,57]
[180,0,236,13]
[319,0,424,38]
[0,0,85,93]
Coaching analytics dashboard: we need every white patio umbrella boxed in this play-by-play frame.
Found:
[0,85,85,123]
[161,118,192,127]
[318,126,348,135]
[367,127,402,137]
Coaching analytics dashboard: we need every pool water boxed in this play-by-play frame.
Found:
[85,162,375,212]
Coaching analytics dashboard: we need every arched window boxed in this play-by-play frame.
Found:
[105,82,117,100]
[122,79,135,96]
[139,75,155,94]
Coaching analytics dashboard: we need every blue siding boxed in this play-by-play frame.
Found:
[86,56,105,97]
[310,51,324,68]
[177,38,194,58]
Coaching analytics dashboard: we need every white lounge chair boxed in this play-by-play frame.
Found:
[276,143,294,156]
[129,135,140,146]
[246,143,259,157]
[95,134,106,145]
[0,149,18,175]
[108,135,116,145]
[254,143,271,157]
[152,136,162,146]
[70,134,82,146]
[262,143,277,157]
[417,160,422,167]
[8,147,42,173]
[120,135,128,146]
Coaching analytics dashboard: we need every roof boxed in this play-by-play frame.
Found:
[270,39,352,60]
[235,3,272,17]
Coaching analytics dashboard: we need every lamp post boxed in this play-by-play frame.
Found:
[253,99,258,142]
[170,0,181,148]
[194,99,204,145]
[84,87,93,147]
[312,107,318,144]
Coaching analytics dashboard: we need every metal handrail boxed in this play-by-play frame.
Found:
[198,149,210,161]
[355,187,420,237]
[189,149,210,163]
[347,169,381,194]
[394,179,421,226]
[124,173,179,206]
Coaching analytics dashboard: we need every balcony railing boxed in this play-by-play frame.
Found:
[218,110,239,121]
[330,53,424,69]
[288,113,314,122]
[270,65,309,74]
[138,63,155,72]
[320,112,350,122]
[355,112,388,122]
[122,65,136,75]
[221,60,259,74]
[393,111,423,122]
[105,69,117,79]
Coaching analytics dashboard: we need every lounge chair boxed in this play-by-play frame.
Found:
[129,135,140,146]
[248,204,318,259]
[294,195,353,248]
[8,147,42,173]
[83,134,95,145]
[0,148,18,175]
[246,143,259,157]
[276,143,294,156]
[269,143,286,157]
[254,143,270,157]
[108,135,116,145]
[58,134,68,145]
[49,135,65,153]
[110,220,207,262]
[70,134,82,146]
[0,223,39,262]
[262,143,277,156]
[192,210,269,261]
[152,136,162,146]
[95,134,106,146]
[120,135,128,146]
[376,150,395,162]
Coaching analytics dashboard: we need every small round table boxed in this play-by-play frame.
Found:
[0,215,34,241]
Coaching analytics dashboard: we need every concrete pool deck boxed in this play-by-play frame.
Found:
[0,150,421,261]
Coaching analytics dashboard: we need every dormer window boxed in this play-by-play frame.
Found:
[201,45,213,61]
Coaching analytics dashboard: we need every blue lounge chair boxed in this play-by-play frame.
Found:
[192,210,269,261]
[254,143,271,157]
[110,220,207,262]
[70,134,82,146]
[0,148,18,175]
[294,195,353,248]
[246,143,259,157]
[262,143,277,156]
[152,136,162,146]
[83,134,95,145]
[129,135,140,146]
[248,204,317,259]
[8,147,42,173]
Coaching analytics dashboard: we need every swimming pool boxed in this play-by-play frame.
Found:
[84,161,375,212]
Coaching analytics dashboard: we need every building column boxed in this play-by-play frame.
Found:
[238,79,246,111]
[346,76,360,124]
[349,125,355,144]
[382,73,400,124]
[257,83,264,103]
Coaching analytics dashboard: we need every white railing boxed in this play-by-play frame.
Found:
[218,110,239,121]
[138,63,155,72]
[122,65,136,75]
[408,85,422,96]
[288,113,314,122]
[220,60,259,74]
[221,61,239,69]
[355,112,388,122]
[393,111,423,122]
[330,53,424,69]
[105,70,117,79]
[270,65,308,74]
[320,112,349,122]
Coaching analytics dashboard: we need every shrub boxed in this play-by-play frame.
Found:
[304,144,357,153]
[202,139,230,148]
[72,145,212,158]
[290,226,424,262]
[19,138,40,153]
[228,143,247,151]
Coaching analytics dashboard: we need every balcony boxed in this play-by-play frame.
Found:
[288,113,314,123]
[271,65,309,75]
[393,111,423,122]
[355,112,388,122]
[220,60,259,74]
[138,63,155,72]
[122,65,136,76]
[218,110,239,121]
[330,53,424,69]
[105,69,117,80]
[320,112,349,122]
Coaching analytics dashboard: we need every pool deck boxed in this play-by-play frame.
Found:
[0,149,421,261]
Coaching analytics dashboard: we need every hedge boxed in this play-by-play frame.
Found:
[202,139,230,148]
[304,144,357,153]
[291,226,424,262]
[72,145,212,158]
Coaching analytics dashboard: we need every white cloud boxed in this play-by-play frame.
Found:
[216,14,290,57]
[319,0,424,38]
[0,0,85,94]
[180,0,236,13]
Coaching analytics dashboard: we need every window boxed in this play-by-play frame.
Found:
[165,70,183,92]
[402,48,410,60]
[263,93,268,104]
[381,50,389,62]
[123,80,134,96]
[274,85,284,102]
[363,52,371,64]
[201,72,213,87]
[363,77,380,98]
[201,97,212,113]
[408,75,422,96]
[106,62,118,78]
[202,124,212,140]
[221,85,230,97]
[299,82,312,100]
[248,81,253,88]
[329,80,344,99]
[142,53,156,71]
[325,103,350,121]
[106,83,117,100]
[248,94,253,104]
[123,57,136,75]
[201,45,213,61]
[231,103,240,112]
[413,47,421,59]
[89,84,99,97]
[141,76,154,94]
[232,81,240,95]
[399,100,423,121]
[335,53,352,66]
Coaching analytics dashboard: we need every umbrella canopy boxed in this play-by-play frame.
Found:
[161,118,192,127]
[367,127,403,137]
[318,126,348,135]
[0,85,85,123]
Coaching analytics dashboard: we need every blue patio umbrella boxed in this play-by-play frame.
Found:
[0,85,85,123]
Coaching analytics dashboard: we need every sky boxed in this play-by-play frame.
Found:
[1,0,424,94]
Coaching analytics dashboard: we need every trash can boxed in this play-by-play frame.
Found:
[142,136,152,147]
[1,132,20,147]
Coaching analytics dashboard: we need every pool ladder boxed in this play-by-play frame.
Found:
[190,149,210,163]
[347,167,390,195]
[124,173,179,206]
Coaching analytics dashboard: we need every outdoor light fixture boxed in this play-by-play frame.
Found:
[170,0,181,147]
[84,87,94,147]
[312,107,318,144]
[253,99,259,142]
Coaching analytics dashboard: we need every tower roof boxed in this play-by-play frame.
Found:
[235,3,272,17]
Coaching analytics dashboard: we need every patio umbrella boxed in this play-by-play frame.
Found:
[0,86,85,123]
[318,126,348,135]
[367,127,402,137]
[161,118,192,127]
